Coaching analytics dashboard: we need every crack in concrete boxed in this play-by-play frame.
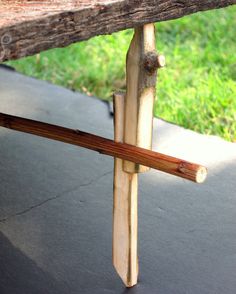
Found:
[0,170,112,225]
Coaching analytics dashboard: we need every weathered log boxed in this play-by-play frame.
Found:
[0,0,235,62]
[0,112,207,183]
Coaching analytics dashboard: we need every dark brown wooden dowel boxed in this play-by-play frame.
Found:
[0,112,207,183]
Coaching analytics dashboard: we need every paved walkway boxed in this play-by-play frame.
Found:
[0,66,236,294]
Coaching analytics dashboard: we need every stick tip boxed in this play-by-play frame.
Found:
[196,166,208,183]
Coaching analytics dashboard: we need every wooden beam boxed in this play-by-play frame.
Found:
[0,0,235,62]
[0,112,207,183]
[124,23,157,173]
[113,92,138,287]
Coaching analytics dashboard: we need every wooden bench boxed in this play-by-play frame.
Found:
[0,0,235,288]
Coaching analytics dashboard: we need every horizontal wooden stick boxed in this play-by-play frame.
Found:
[0,112,207,183]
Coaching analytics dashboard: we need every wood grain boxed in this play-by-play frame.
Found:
[123,24,157,173]
[113,92,138,287]
[0,0,235,62]
[0,112,207,183]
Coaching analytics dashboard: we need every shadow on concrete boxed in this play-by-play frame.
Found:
[0,232,67,294]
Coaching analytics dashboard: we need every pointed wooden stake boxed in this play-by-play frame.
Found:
[113,23,160,287]
[113,92,138,287]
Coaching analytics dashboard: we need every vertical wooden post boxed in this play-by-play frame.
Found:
[113,24,160,287]
[124,23,158,173]
[113,93,138,287]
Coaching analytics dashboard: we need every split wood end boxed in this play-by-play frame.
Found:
[196,166,208,184]
[178,161,207,183]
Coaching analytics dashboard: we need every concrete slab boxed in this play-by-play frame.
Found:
[0,66,236,294]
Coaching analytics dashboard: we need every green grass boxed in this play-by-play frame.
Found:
[7,6,236,141]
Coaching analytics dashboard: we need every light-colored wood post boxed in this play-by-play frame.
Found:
[124,23,159,173]
[113,93,138,287]
[113,24,160,287]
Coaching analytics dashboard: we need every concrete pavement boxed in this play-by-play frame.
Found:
[0,66,236,294]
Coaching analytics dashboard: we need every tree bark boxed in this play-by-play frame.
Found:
[0,0,235,62]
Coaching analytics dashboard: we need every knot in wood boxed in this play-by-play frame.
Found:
[143,51,159,75]
[1,34,12,45]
